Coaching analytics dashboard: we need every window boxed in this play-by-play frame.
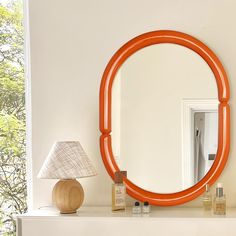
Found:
[0,0,27,235]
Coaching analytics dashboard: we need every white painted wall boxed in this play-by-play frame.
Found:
[28,0,236,209]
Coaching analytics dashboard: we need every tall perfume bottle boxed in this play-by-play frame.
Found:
[112,171,127,211]
[214,183,226,215]
[202,184,212,211]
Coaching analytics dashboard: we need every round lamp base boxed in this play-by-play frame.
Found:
[52,179,84,214]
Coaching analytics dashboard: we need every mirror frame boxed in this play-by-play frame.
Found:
[99,30,230,206]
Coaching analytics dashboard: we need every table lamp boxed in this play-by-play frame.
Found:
[37,141,97,214]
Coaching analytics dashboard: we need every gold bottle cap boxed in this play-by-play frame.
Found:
[114,171,127,183]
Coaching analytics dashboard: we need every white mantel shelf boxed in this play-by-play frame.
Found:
[17,207,236,236]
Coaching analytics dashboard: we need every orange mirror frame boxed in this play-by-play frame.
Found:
[99,30,230,206]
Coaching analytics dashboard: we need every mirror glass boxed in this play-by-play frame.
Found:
[111,43,218,193]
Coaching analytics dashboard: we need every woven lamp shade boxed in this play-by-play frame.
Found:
[37,141,97,213]
[37,141,97,179]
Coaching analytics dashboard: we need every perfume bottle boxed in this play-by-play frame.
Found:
[142,201,150,214]
[214,183,226,215]
[202,184,212,211]
[112,171,127,211]
[132,201,141,214]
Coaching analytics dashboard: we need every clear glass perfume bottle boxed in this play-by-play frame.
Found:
[142,201,151,214]
[214,183,226,215]
[112,171,127,211]
[202,184,212,211]
[132,201,141,214]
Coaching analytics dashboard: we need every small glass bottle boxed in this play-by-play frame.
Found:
[213,183,226,215]
[202,184,212,211]
[142,201,150,214]
[112,171,127,211]
[132,201,141,214]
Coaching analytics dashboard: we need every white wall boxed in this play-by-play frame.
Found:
[28,0,236,209]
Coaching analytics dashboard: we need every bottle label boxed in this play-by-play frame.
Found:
[114,185,126,207]
[142,206,150,213]
[215,202,226,214]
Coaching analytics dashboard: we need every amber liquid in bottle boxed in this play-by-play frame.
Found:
[112,171,127,211]
[214,183,226,215]
[202,184,212,211]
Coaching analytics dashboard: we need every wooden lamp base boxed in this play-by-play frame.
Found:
[52,179,84,214]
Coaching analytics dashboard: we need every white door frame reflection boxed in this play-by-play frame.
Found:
[181,99,218,189]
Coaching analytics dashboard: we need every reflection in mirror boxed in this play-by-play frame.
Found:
[194,112,218,183]
[111,44,218,193]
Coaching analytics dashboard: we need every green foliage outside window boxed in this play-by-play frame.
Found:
[0,0,27,235]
